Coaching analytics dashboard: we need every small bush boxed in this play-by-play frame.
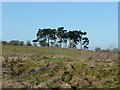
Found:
[26,40,32,46]
[2,41,8,45]
[95,47,101,52]
[33,42,37,46]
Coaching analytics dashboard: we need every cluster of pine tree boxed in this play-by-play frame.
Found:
[33,27,89,49]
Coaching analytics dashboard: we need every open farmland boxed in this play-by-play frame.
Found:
[2,45,119,89]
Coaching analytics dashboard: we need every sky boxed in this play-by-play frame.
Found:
[2,2,118,50]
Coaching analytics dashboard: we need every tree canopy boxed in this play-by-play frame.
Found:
[33,27,89,49]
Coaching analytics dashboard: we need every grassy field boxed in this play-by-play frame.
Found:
[2,45,119,88]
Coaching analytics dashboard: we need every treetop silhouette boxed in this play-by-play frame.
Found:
[33,27,89,49]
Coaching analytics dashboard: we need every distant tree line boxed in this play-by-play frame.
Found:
[1,40,119,53]
[1,40,33,46]
[1,40,24,46]
[33,27,89,49]
[95,47,120,53]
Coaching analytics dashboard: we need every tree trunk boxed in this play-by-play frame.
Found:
[48,38,49,47]
[54,39,56,47]
[80,40,82,49]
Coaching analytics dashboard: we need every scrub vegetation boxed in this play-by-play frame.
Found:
[2,45,119,89]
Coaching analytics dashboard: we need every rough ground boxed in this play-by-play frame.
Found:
[2,45,119,89]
